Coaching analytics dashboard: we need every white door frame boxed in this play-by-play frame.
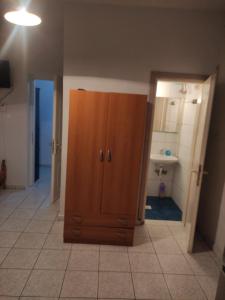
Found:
[138,71,207,225]
[50,76,63,203]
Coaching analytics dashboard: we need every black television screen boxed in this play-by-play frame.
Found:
[0,60,11,88]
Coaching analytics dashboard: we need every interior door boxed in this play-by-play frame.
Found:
[64,90,109,224]
[34,88,40,182]
[51,77,63,203]
[101,93,147,226]
[186,73,217,252]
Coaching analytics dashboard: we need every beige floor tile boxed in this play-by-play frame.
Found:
[33,209,57,221]
[128,236,155,253]
[43,234,71,250]
[0,210,13,220]
[50,221,64,234]
[68,250,98,271]
[165,274,206,300]
[72,243,99,251]
[0,269,30,296]
[168,224,188,239]
[100,251,130,272]
[0,248,10,264]
[10,209,36,220]
[197,275,219,300]
[0,218,30,232]
[25,220,53,234]
[19,198,44,210]
[35,249,70,270]
[22,270,64,297]
[59,298,96,300]
[61,271,98,298]
[129,253,162,273]
[134,225,149,238]
[0,217,8,226]
[132,272,170,299]
[20,298,58,300]
[185,253,220,276]
[175,238,188,253]
[98,272,134,299]
[0,297,19,300]
[0,232,20,248]
[152,236,182,254]
[14,233,47,249]
[1,248,40,269]
[158,254,193,274]
[100,245,128,252]
[147,225,172,238]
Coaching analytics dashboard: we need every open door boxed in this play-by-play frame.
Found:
[50,77,63,203]
[186,72,217,252]
[34,88,40,182]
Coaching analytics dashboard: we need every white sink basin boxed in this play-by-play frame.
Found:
[150,154,179,165]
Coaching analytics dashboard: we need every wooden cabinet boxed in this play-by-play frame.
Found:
[64,90,147,246]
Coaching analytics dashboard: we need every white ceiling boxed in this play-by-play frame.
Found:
[69,0,225,11]
[1,0,225,12]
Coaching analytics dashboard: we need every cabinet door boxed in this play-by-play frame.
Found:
[101,93,147,223]
[65,90,109,224]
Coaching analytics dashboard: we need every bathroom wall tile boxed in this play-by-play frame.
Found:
[171,184,185,211]
[179,124,195,148]
[165,133,178,143]
[183,102,198,126]
[152,132,166,143]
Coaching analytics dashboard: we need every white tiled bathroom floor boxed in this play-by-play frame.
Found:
[0,177,220,300]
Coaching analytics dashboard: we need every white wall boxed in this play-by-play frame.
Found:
[0,0,63,187]
[35,80,54,167]
[60,2,225,215]
[0,31,28,188]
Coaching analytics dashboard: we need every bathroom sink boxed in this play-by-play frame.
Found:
[150,154,178,165]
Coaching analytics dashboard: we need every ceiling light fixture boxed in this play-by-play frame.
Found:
[4,8,42,27]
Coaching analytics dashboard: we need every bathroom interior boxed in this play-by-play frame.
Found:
[145,79,203,222]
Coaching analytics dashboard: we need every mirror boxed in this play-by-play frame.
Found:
[153,97,183,133]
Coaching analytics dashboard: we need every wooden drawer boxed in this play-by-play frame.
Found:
[64,225,134,246]
[65,213,135,228]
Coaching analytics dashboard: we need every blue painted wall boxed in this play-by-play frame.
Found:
[35,80,54,166]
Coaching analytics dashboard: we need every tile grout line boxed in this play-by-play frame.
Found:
[0,191,35,264]
[58,240,72,298]
[127,244,136,300]
[97,244,100,299]
[18,220,50,298]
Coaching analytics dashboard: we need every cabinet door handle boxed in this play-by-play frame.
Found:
[99,149,104,161]
[107,149,112,162]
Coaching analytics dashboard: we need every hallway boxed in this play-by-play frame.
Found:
[0,183,220,299]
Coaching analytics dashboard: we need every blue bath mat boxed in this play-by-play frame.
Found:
[145,196,182,221]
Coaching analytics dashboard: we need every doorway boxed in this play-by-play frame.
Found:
[139,71,216,253]
[28,77,63,204]
[34,80,54,184]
